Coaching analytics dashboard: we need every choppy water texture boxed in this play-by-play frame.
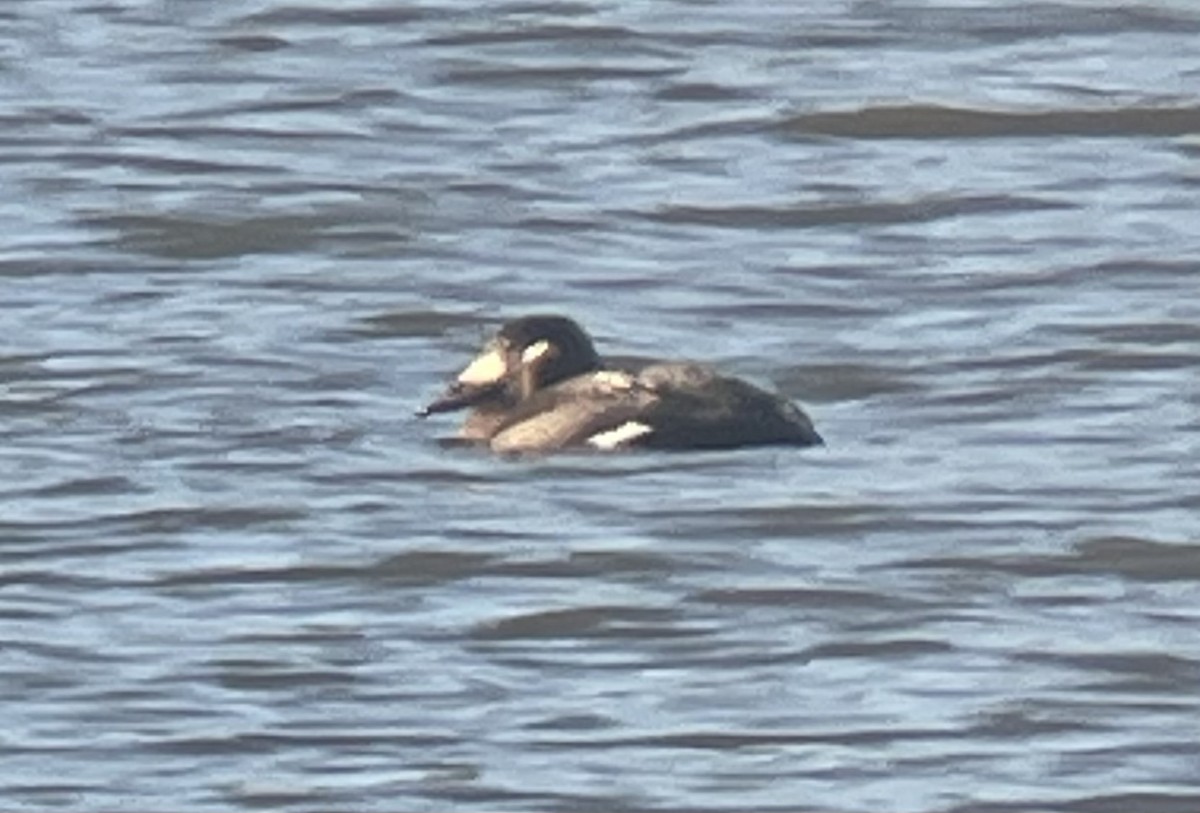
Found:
[4,1,1200,811]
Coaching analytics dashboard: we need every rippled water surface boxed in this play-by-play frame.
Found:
[4,1,1200,811]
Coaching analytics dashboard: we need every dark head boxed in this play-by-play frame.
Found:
[417,315,601,417]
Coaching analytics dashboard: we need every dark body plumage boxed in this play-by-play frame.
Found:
[418,315,822,454]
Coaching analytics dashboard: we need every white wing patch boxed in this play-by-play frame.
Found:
[587,420,653,450]
[591,370,635,390]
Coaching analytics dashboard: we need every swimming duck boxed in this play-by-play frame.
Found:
[417,315,823,454]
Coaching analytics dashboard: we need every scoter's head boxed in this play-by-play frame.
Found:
[417,315,601,417]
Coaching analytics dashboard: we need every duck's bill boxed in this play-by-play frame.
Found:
[417,345,511,417]
[416,381,503,417]
[456,344,513,385]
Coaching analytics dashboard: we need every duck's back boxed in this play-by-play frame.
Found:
[484,363,821,453]
[635,363,823,450]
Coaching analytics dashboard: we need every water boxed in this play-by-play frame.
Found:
[3,1,1200,810]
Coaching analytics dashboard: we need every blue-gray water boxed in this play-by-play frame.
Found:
[4,1,1200,811]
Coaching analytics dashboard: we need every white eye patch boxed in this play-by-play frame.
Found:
[521,340,553,364]
[457,346,508,385]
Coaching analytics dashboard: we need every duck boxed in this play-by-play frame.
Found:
[417,314,823,454]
